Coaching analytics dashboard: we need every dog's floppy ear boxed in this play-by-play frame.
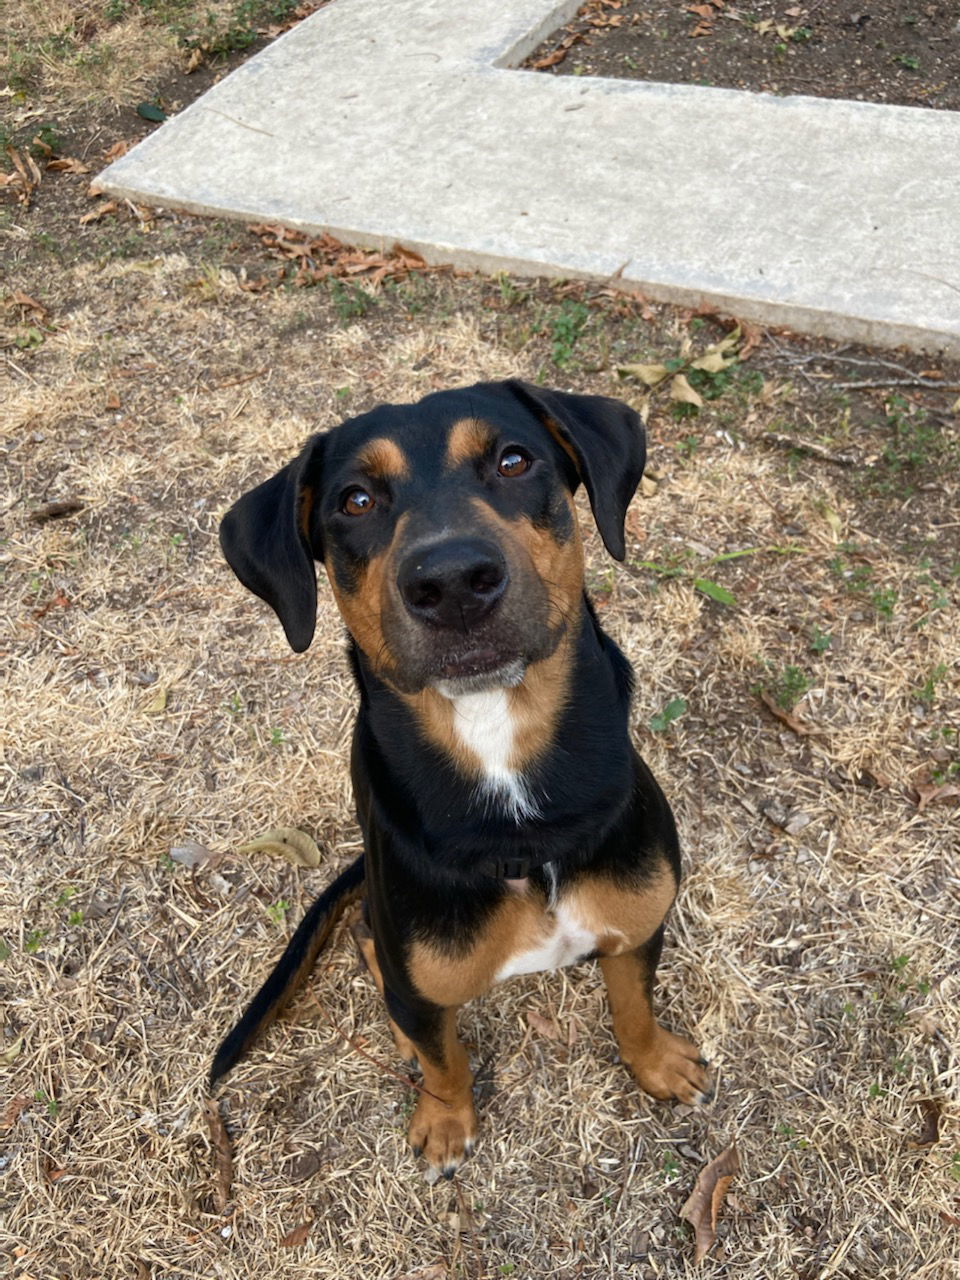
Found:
[506,381,645,561]
[219,436,325,653]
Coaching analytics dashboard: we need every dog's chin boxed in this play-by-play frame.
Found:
[432,657,526,700]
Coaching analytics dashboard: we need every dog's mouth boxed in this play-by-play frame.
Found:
[431,651,526,698]
[438,647,513,679]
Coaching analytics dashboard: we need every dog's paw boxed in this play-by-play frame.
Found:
[408,1091,478,1178]
[623,1026,713,1105]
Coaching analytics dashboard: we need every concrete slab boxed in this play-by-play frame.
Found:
[97,0,960,354]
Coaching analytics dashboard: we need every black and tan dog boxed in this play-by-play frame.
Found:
[211,379,708,1175]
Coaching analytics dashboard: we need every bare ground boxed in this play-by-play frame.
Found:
[3,6,960,1279]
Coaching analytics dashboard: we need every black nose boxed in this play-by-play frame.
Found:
[397,538,508,630]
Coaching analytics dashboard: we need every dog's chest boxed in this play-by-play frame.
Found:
[494,898,603,982]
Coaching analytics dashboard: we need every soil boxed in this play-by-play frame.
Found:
[527,0,960,111]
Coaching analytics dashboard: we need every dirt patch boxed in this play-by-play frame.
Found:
[527,0,960,111]
[3,6,960,1279]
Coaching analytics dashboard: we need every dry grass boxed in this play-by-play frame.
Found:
[3,212,960,1279]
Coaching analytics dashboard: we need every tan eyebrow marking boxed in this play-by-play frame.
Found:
[445,418,495,467]
[356,437,410,480]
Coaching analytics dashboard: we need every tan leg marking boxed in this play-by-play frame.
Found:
[407,1007,477,1176]
[600,951,708,1104]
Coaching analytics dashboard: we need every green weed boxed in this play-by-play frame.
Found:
[649,697,687,733]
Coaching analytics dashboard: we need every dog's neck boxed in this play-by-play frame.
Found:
[351,600,635,852]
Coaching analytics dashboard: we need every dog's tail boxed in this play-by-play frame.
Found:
[209,854,365,1089]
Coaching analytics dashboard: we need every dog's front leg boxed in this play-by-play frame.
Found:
[385,990,477,1177]
[353,914,476,1174]
[600,925,710,1105]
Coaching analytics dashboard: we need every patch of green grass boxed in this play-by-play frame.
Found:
[34,1090,59,1119]
[548,299,590,367]
[916,663,948,707]
[265,898,290,926]
[770,665,810,710]
[328,279,375,322]
[869,586,898,621]
[659,1151,680,1182]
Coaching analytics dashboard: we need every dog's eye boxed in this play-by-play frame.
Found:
[497,448,532,478]
[341,487,376,516]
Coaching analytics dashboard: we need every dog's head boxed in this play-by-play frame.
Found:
[220,380,644,695]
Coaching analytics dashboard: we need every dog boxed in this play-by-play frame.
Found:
[211,379,708,1176]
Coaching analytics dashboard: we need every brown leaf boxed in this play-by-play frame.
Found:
[908,1098,941,1149]
[204,1098,233,1211]
[759,690,817,737]
[80,200,118,225]
[47,157,90,174]
[103,139,132,162]
[679,1142,740,1262]
[687,4,715,16]
[913,782,960,812]
[1,1095,31,1130]
[280,1221,312,1248]
[395,1266,448,1280]
[105,391,121,410]
[286,1148,324,1182]
[527,1010,561,1040]
[12,289,47,316]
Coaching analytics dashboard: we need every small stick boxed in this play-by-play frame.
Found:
[304,987,450,1107]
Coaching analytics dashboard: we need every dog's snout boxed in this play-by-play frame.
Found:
[398,538,507,629]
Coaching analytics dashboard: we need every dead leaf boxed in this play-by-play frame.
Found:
[395,1265,448,1280]
[908,1098,941,1149]
[204,1098,233,1212]
[103,139,131,162]
[79,200,118,225]
[286,1148,324,1182]
[690,348,736,374]
[12,289,47,316]
[1,1095,31,1130]
[280,1221,311,1248]
[687,4,715,16]
[237,827,322,867]
[618,361,669,387]
[640,474,659,498]
[169,842,212,870]
[527,1010,561,1040]
[670,373,703,408]
[105,391,121,410]
[47,157,90,174]
[143,687,168,715]
[679,1142,740,1263]
[1,1036,23,1066]
[184,46,204,73]
[913,782,960,813]
[759,690,817,737]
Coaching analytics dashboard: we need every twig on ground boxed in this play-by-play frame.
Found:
[762,432,861,465]
[305,988,450,1107]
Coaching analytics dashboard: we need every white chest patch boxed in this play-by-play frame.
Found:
[494,901,599,982]
[449,688,539,821]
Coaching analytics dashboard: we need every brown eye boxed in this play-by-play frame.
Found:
[497,448,531,478]
[341,487,375,516]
